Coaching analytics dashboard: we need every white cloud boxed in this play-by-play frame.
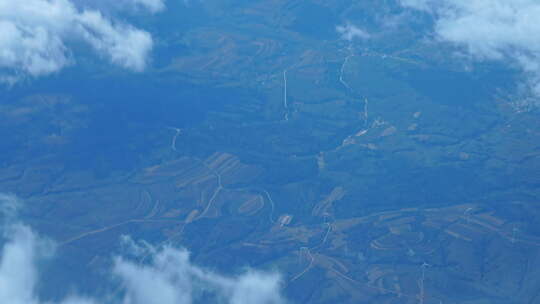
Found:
[0,0,157,82]
[114,239,287,304]
[0,223,55,304]
[76,10,152,72]
[0,195,288,304]
[0,223,97,304]
[336,23,370,41]
[0,194,92,304]
[399,0,540,98]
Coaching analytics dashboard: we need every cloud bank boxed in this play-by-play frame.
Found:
[0,0,161,83]
[114,237,287,304]
[400,0,540,98]
[0,194,288,304]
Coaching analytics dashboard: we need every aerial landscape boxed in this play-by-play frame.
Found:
[1,0,540,303]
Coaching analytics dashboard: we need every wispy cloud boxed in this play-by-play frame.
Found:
[0,194,288,304]
[399,0,540,100]
[123,0,166,13]
[336,23,370,41]
[0,0,161,83]
[0,193,20,219]
[78,0,166,14]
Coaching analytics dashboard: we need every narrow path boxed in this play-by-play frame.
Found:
[195,160,224,220]
[60,218,184,246]
[339,46,354,91]
[288,218,333,284]
[289,247,314,282]
[167,127,182,151]
[262,190,276,224]
[198,180,222,219]
[145,199,160,219]
[283,70,289,121]
[418,262,430,304]
[362,98,369,127]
